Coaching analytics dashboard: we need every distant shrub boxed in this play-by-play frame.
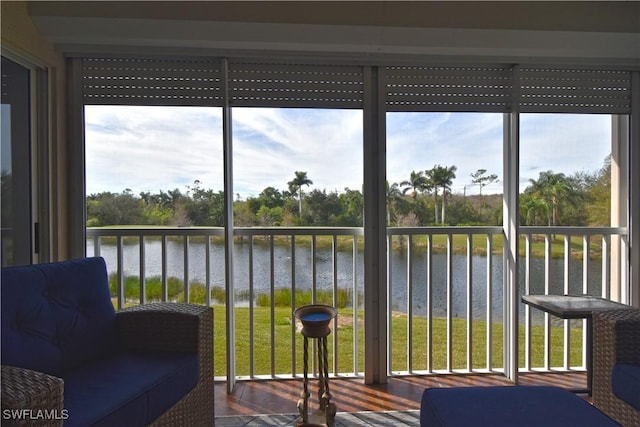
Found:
[109,274,354,309]
[109,274,196,302]
[212,286,227,303]
[186,284,227,304]
[255,287,352,309]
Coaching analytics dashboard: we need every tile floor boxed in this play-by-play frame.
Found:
[214,371,588,425]
[216,410,421,426]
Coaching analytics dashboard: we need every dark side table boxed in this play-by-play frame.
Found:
[521,294,630,395]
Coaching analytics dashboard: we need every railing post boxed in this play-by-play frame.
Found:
[222,58,236,392]
[466,233,473,371]
[446,233,453,372]
[611,114,629,303]
[486,233,494,371]
[503,106,520,384]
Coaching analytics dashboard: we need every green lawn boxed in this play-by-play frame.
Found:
[112,276,585,377]
[212,306,584,377]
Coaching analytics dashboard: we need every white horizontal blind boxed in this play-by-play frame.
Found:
[519,68,632,114]
[384,65,513,112]
[228,61,364,109]
[81,58,223,106]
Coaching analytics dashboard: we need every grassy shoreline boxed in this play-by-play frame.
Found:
[93,226,605,260]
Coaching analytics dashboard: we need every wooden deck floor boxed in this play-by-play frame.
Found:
[215,371,588,417]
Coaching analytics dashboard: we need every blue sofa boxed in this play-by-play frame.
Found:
[1,257,214,426]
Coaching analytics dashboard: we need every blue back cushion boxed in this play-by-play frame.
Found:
[612,363,640,410]
[1,257,117,375]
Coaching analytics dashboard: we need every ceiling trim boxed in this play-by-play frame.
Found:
[31,16,640,68]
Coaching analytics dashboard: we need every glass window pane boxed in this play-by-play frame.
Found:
[387,112,504,226]
[519,113,619,301]
[520,113,612,227]
[232,108,363,227]
[1,56,32,266]
[84,105,223,226]
[386,112,504,371]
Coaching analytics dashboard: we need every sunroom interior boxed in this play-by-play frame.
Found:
[2,0,640,423]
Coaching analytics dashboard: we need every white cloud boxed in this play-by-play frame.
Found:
[387,112,503,195]
[231,108,363,197]
[85,107,613,199]
[519,113,611,190]
[85,106,223,195]
[387,112,611,195]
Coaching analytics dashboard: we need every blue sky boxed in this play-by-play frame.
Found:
[84,106,612,198]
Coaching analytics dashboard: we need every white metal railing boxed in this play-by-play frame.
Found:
[519,226,628,374]
[386,226,504,375]
[86,227,225,310]
[86,226,364,380]
[86,225,628,380]
[232,227,364,379]
[386,226,629,377]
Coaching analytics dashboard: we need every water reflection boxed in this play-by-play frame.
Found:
[88,239,604,322]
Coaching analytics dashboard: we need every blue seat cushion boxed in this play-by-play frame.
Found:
[62,349,198,427]
[420,386,621,427]
[612,364,640,410]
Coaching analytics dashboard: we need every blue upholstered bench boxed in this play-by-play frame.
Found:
[420,386,621,427]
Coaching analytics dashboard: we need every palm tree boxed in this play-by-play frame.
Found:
[427,164,457,224]
[167,188,183,210]
[521,194,551,226]
[526,171,576,226]
[287,171,313,217]
[437,165,457,224]
[399,170,428,199]
[424,168,440,223]
[139,191,151,205]
[385,181,402,225]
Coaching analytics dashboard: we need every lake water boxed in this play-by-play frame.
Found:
[88,239,604,322]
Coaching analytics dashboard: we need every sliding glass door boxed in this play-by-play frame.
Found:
[1,56,32,266]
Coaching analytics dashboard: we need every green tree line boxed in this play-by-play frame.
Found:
[86,158,612,228]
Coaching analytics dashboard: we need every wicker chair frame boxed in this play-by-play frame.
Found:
[1,302,214,427]
[592,308,640,427]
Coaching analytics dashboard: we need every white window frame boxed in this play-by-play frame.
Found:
[68,56,639,387]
